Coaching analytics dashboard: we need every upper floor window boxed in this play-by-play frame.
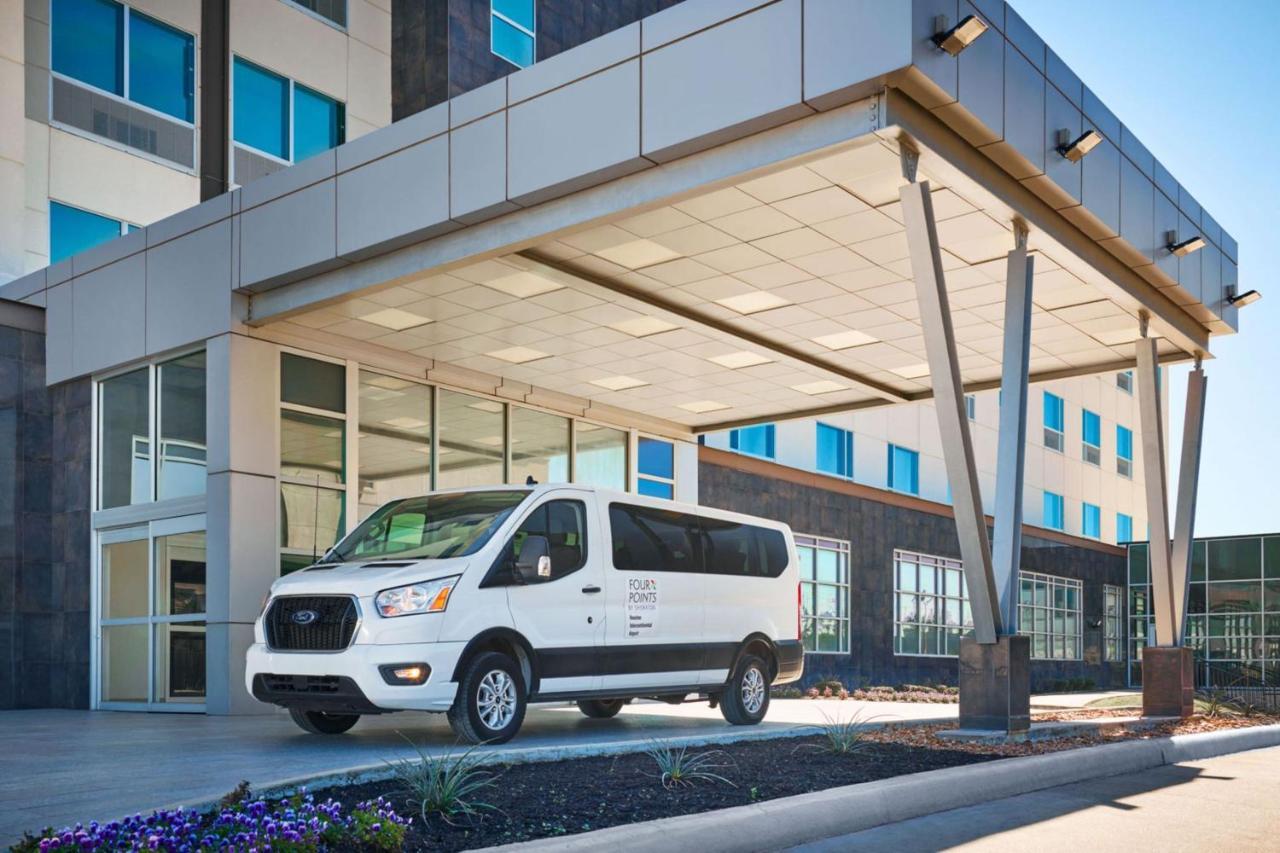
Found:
[1082,502,1101,539]
[233,57,344,174]
[286,0,347,28]
[1116,512,1133,545]
[1081,409,1101,466]
[729,424,775,459]
[491,0,535,68]
[965,394,976,420]
[1116,425,1134,478]
[815,423,852,479]
[1117,370,1133,394]
[1043,490,1064,531]
[50,201,135,263]
[887,444,919,495]
[637,437,675,499]
[1043,392,1064,452]
[53,0,195,123]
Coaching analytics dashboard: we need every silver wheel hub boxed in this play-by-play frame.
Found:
[741,666,766,715]
[476,669,517,731]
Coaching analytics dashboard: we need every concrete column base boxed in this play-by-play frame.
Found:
[958,634,1030,733]
[1142,646,1195,718]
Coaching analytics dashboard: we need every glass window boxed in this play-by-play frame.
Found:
[280,482,345,556]
[1117,370,1133,393]
[233,57,290,159]
[1019,571,1082,660]
[50,202,127,264]
[894,549,970,656]
[280,410,345,485]
[1083,502,1101,539]
[1043,491,1064,531]
[336,490,528,562]
[504,499,587,581]
[99,368,151,509]
[52,0,124,95]
[491,0,535,67]
[729,424,775,459]
[637,436,675,499]
[294,84,345,163]
[1116,425,1133,478]
[510,407,569,486]
[702,519,788,578]
[1117,513,1133,545]
[887,444,919,495]
[1043,392,1064,451]
[816,423,852,478]
[356,371,430,520]
[1208,537,1262,581]
[798,535,850,653]
[1081,409,1101,466]
[436,389,505,489]
[965,394,976,420]
[128,11,194,121]
[281,353,346,412]
[102,537,148,619]
[1103,584,1123,661]
[574,423,627,490]
[609,504,699,573]
[157,352,207,501]
[287,0,347,27]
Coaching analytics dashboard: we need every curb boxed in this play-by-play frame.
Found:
[481,723,1280,852]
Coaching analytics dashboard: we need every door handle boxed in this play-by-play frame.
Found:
[581,585,602,594]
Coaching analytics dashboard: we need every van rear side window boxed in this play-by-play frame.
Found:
[702,519,788,578]
[609,504,699,573]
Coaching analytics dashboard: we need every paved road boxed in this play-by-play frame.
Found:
[792,743,1280,853]
[1,697,956,842]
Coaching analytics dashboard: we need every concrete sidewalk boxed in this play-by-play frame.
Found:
[0,697,952,842]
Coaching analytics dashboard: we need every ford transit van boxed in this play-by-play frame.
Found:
[246,485,804,743]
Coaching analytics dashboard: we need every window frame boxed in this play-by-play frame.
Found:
[1116,424,1134,479]
[1103,583,1124,662]
[1081,408,1101,466]
[729,423,776,460]
[1018,570,1083,661]
[283,0,348,30]
[1116,370,1134,394]
[815,422,853,479]
[893,549,972,658]
[1043,490,1065,531]
[1082,501,1101,539]
[230,55,346,181]
[489,498,590,586]
[49,200,135,264]
[887,443,920,496]
[490,0,536,68]
[636,435,676,499]
[965,394,976,421]
[1043,391,1065,452]
[1116,512,1133,545]
[797,534,851,654]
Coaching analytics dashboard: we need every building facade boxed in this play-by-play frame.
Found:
[0,0,1242,713]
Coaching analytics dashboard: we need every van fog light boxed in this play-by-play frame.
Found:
[379,663,431,685]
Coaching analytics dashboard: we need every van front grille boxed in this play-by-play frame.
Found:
[265,596,359,651]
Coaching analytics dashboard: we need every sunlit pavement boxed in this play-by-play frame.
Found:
[0,693,1130,842]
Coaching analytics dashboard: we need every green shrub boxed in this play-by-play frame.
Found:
[387,738,500,825]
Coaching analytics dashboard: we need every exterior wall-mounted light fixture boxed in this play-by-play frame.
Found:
[1226,286,1261,307]
[1166,233,1206,256]
[932,15,989,55]
[1056,129,1103,162]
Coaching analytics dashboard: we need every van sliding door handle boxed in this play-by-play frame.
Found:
[581,585,602,594]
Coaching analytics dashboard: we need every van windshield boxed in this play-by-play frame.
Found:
[331,490,530,562]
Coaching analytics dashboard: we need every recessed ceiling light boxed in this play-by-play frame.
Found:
[677,400,731,413]
[890,363,932,379]
[792,380,847,395]
[382,417,429,429]
[484,271,565,298]
[595,239,682,269]
[708,351,774,369]
[590,375,650,391]
[359,308,433,331]
[609,316,679,337]
[812,330,878,350]
[716,291,792,315]
[487,346,550,364]
[467,400,505,413]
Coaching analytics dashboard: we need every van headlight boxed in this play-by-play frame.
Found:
[375,576,459,618]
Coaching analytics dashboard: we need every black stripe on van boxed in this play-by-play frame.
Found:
[534,642,740,679]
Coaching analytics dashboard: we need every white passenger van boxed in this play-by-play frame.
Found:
[245,485,804,743]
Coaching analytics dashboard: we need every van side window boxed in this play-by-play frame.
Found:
[701,520,789,578]
[609,504,699,573]
[509,500,588,582]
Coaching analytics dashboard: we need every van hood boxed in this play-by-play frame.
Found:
[268,556,475,599]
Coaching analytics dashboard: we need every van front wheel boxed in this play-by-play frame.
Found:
[720,654,771,726]
[448,651,527,744]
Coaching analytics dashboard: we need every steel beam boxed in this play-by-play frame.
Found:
[1136,335,1174,645]
[1169,365,1207,645]
[991,234,1034,633]
[900,178,1001,643]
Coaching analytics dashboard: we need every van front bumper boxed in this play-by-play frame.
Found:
[245,641,465,713]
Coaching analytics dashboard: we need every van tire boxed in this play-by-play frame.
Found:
[289,708,360,735]
[720,654,771,726]
[576,698,625,718]
[448,651,527,744]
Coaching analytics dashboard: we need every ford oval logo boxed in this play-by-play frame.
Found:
[291,609,319,626]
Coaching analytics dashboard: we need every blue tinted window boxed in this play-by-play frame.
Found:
[1116,425,1133,461]
[128,11,194,121]
[887,444,919,495]
[294,84,344,162]
[492,0,534,29]
[1082,409,1100,447]
[50,201,124,263]
[492,15,534,67]
[816,423,852,478]
[1116,513,1133,544]
[637,478,674,499]
[52,0,123,95]
[729,424,774,459]
[233,58,289,159]
[637,437,673,480]
[1083,502,1101,538]
[1043,491,1064,531]
[1043,392,1064,432]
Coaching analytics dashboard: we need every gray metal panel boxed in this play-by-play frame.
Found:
[1201,243,1223,310]
[1045,47,1081,107]
[1002,41,1043,176]
[145,221,235,356]
[803,0,912,110]
[1042,84,1081,205]
[24,62,49,123]
[1177,213,1202,301]
[1002,5,1044,71]
[1120,125,1154,179]
[51,76,195,169]
[911,0,959,103]
[1081,86,1120,141]
[1153,188,1179,281]
[336,135,452,259]
[71,254,147,376]
[956,0,1004,142]
[1119,157,1155,263]
[1169,367,1206,646]
[450,111,516,223]
[1080,125,1120,236]
[1136,337,1173,646]
[239,180,339,289]
[1153,159,1178,202]
[44,282,73,384]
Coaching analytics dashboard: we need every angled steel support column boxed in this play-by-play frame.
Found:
[1169,364,1207,645]
[1135,333,1174,645]
[991,230,1034,633]
[900,172,1001,644]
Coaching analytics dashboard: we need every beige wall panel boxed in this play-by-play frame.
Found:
[345,37,391,128]
[348,0,391,54]
[130,0,201,36]
[47,129,199,226]
[0,157,23,281]
[23,119,47,212]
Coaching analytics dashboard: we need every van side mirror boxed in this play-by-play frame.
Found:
[514,535,552,583]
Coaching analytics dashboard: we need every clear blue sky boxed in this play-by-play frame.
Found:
[1014,0,1279,537]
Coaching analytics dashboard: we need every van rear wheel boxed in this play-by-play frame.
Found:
[448,651,527,744]
[576,698,625,718]
[720,654,771,726]
[289,708,360,734]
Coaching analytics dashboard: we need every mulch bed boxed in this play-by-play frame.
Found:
[316,736,996,852]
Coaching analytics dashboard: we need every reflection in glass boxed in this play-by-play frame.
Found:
[574,424,626,490]
[102,624,148,703]
[357,372,430,520]
[102,538,148,619]
[510,408,568,485]
[280,483,345,553]
[280,352,346,412]
[154,531,206,616]
[158,351,207,501]
[436,389,504,489]
[154,622,205,702]
[100,368,151,508]
[281,410,345,484]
